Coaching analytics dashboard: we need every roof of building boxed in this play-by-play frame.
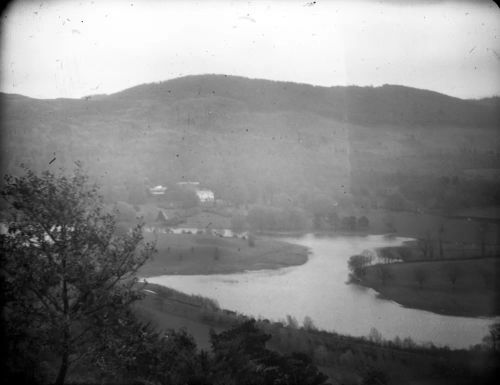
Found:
[149,185,167,195]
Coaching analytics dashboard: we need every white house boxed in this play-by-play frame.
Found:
[149,185,167,196]
[196,189,215,203]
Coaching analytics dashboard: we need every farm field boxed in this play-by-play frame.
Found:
[361,257,499,316]
[139,232,309,276]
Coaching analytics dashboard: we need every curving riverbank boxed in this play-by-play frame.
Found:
[139,232,309,277]
[146,234,495,349]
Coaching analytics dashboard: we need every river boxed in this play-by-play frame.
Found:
[147,233,496,349]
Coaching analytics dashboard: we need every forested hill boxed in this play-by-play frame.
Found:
[1,75,499,208]
[94,75,499,127]
[3,74,499,128]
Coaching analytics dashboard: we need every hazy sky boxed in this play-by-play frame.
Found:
[1,0,499,99]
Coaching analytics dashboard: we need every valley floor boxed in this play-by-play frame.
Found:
[138,232,309,277]
[359,257,499,317]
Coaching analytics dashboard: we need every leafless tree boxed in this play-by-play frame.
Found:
[437,223,445,259]
[418,232,434,259]
[414,268,428,289]
[441,263,462,290]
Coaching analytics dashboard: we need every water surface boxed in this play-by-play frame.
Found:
[148,234,495,349]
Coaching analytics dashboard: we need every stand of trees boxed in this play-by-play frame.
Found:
[247,206,307,232]
[355,172,500,215]
[313,212,370,232]
[1,165,156,384]
[208,320,329,385]
[348,254,373,279]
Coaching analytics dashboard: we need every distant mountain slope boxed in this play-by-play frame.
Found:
[2,74,498,133]
[108,75,500,127]
[5,74,496,127]
[0,74,498,205]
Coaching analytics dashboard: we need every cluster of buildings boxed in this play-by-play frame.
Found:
[147,181,215,204]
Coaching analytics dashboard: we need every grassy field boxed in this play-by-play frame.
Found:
[133,285,226,350]
[180,210,232,229]
[361,257,500,317]
[138,232,309,276]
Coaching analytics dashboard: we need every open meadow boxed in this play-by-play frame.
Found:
[139,232,309,276]
[361,257,499,317]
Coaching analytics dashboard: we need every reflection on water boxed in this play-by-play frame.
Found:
[147,233,496,349]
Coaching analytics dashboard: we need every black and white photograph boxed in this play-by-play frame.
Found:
[1,0,499,384]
